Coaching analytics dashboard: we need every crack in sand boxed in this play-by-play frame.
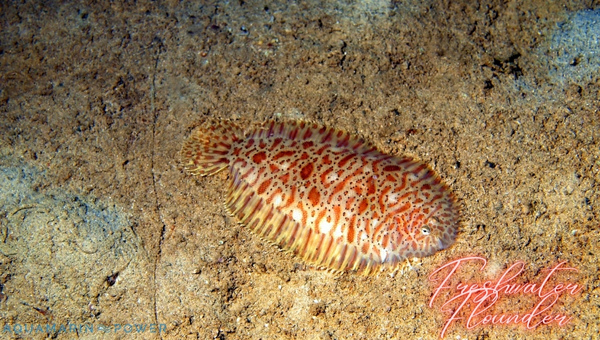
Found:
[149,36,166,340]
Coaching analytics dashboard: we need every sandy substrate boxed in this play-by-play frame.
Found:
[0,1,598,339]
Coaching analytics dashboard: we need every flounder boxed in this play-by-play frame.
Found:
[182,120,459,275]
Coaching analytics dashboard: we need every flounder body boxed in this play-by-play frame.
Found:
[182,120,459,275]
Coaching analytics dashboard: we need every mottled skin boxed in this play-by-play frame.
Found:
[182,120,459,274]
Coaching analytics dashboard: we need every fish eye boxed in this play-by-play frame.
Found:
[421,226,431,235]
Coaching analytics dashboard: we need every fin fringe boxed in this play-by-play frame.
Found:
[181,121,243,176]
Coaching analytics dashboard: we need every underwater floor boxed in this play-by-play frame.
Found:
[0,1,599,339]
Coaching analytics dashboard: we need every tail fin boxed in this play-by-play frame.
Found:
[181,121,243,176]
